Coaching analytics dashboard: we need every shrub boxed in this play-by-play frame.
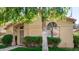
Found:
[73,36,79,48]
[23,36,42,47]
[2,34,13,46]
[23,36,61,48]
[48,37,61,48]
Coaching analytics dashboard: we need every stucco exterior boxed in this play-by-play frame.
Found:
[3,17,76,48]
[57,21,74,48]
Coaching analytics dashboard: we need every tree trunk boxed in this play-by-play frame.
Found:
[42,18,48,51]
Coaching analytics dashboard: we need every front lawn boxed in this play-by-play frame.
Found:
[0,45,7,49]
[11,47,42,51]
[10,47,79,51]
[49,47,74,51]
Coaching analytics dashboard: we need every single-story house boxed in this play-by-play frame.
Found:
[0,16,76,48]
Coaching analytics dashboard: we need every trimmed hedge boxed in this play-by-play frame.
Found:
[1,34,13,46]
[23,36,42,47]
[73,36,79,48]
[48,37,61,47]
[23,36,61,48]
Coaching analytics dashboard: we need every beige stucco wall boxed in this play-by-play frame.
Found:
[58,22,74,48]
[24,17,42,36]
[59,26,74,48]
[5,26,14,34]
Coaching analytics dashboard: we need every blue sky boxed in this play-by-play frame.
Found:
[68,7,79,24]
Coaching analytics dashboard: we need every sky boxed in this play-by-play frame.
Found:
[68,7,79,24]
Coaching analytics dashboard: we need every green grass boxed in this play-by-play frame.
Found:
[11,47,42,51]
[0,45,7,49]
[10,47,79,51]
[49,47,74,51]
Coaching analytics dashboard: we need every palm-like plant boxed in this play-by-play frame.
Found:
[0,7,70,51]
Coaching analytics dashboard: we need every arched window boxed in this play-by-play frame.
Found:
[47,22,57,30]
[47,22,59,37]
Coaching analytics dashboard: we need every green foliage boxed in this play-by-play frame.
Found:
[49,7,70,20]
[0,45,7,49]
[48,37,61,47]
[0,7,70,25]
[73,36,79,48]
[41,7,51,19]
[23,36,42,47]
[1,34,13,46]
[0,8,7,25]
[74,32,79,36]
[25,7,38,19]
[23,36,61,48]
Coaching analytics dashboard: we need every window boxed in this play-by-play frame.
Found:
[47,22,59,37]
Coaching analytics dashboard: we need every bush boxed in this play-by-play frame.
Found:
[23,36,42,47]
[48,37,61,48]
[23,36,61,48]
[2,34,13,46]
[73,36,79,48]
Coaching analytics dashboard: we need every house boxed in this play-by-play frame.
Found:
[0,16,76,48]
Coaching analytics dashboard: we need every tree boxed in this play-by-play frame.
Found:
[0,7,70,51]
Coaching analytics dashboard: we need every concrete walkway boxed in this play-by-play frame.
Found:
[0,45,22,51]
